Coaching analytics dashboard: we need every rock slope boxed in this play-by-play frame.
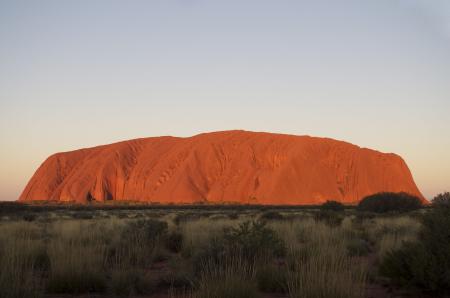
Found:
[19,130,425,204]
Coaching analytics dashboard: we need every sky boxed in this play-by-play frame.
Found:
[0,0,449,201]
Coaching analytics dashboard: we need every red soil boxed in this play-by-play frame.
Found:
[19,130,425,204]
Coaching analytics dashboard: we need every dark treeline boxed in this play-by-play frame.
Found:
[0,201,359,214]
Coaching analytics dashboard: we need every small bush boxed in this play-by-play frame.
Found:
[380,207,450,294]
[357,192,423,213]
[321,200,345,212]
[191,221,285,276]
[432,192,450,207]
[224,220,285,259]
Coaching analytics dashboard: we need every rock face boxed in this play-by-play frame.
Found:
[19,130,425,204]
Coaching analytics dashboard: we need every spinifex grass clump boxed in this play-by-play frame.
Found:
[271,218,368,298]
[194,255,259,298]
[46,222,108,294]
[364,216,420,261]
[0,223,46,298]
[287,248,367,298]
[108,219,168,267]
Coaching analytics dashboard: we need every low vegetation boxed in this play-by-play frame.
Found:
[0,192,448,298]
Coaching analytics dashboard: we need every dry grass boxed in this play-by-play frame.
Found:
[46,230,108,293]
[194,254,258,298]
[270,218,368,298]
[0,209,426,298]
[180,218,237,257]
[365,216,421,260]
[0,222,47,298]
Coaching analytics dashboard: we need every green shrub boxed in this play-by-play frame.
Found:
[192,221,285,276]
[432,192,450,207]
[380,207,450,294]
[321,200,345,212]
[357,192,423,213]
[223,220,285,259]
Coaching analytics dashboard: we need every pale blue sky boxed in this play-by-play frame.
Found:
[1,0,449,200]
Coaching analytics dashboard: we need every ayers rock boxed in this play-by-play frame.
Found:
[19,130,425,205]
